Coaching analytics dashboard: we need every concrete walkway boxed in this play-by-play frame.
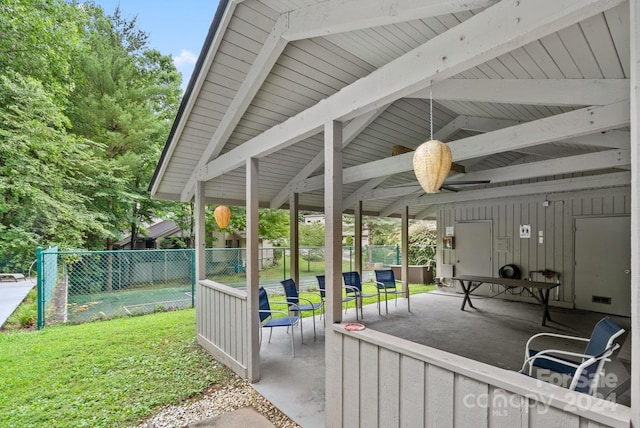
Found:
[0,278,36,327]
[251,290,631,427]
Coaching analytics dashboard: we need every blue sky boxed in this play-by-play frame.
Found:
[92,1,221,91]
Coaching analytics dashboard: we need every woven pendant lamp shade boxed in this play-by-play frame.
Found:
[413,140,452,193]
[214,205,231,229]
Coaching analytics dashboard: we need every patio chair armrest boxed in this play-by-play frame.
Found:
[258,309,291,317]
[525,332,589,357]
[299,290,323,299]
[294,296,317,306]
[269,300,299,309]
[343,285,359,295]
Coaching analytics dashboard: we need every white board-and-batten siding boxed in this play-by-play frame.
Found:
[196,280,248,378]
[436,186,631,305]
[334,326,630,428]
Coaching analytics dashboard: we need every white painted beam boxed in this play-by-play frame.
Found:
[359,185,423,201]
[412,171,631,207]
[296,102,631,194]
[409,79,630,106]
[181,14,289,201]
[415,206,436,220]
[269,106,387,209]
[447,149,630,183]
[343,176,388,209]
[201,0,624,184]
[341,114,477,209]
[380,149,630,216]
[559,130,629,149]
[283,0,498,41]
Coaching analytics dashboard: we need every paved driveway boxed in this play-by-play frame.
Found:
[0,279,36,327]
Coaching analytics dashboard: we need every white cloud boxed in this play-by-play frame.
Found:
[173,50,197,69]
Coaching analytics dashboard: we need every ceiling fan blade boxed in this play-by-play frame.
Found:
[440,185,459,192]
[443,180,491,185]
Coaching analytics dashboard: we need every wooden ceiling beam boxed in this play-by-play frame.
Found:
[409,79,629,106]
[283,0,499,41]
[198,0,623,189]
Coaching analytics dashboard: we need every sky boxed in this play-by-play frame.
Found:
[92,0,221,92]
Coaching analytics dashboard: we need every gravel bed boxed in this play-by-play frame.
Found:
[137,379,301,428]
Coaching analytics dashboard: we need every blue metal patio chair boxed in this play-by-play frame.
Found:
[258,286,299,357]
[280,278,323,341]
[374,269,410,314]
[316,275,358,320]
[520,317,625,395]
[342,271,378,320]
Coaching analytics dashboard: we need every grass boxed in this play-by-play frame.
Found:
[66,284,193,323]
[0,308,234,428]
[268,281,435,315]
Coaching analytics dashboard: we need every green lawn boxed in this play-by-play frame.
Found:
[268,282,435,314]
[0,309,233,428]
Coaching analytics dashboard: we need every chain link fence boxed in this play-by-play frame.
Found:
[36,245,402,328]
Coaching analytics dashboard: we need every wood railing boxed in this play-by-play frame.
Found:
[196,280,248,378]
[330,326,631,428]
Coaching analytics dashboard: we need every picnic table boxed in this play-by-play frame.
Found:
[448,275,560,326]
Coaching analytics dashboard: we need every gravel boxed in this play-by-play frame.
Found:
[136,379,301,428]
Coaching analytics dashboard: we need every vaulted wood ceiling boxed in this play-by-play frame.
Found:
[150,0,631,219]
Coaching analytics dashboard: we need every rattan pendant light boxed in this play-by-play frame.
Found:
[214,205,231,229]
[214,175,231,229]
[413,85,452,193]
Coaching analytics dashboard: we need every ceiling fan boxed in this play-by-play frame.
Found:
[392,145,490,192]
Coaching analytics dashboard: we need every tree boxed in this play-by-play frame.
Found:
[0,72,115,270]
[0,0,82,99]
[65,4,182,249]
[406,221,437,266]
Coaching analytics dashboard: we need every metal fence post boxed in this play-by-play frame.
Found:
[396,244,400,265]
[36,247,44,330]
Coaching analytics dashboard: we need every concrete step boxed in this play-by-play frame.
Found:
[188,407,275,428]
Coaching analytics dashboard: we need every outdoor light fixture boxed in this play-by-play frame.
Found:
[413,83,452,193]
[413,139,452,193]
[214,205,231,229]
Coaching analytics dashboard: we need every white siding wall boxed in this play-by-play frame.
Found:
[334,326,631,428]
[196,280,248,378]
[436,186,631,306]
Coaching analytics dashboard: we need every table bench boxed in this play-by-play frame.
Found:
[448,275,560,326]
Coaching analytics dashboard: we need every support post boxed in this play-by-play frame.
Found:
[629,1,639,424]
[194,181,206,338]
[324,120,343,427]
[246,158,260,382]
[401,206,409,298]
[290,193,299,288]
[354,200,363,276]
[194,181,206,282]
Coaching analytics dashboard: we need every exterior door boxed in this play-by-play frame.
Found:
[455,221,492,278]
[574,216,631,316]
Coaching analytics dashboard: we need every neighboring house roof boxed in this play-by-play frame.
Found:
[149,1,631,221]
[116,220,182,247]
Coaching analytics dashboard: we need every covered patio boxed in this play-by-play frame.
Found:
[150,0,639,426]
[254,292,631,427]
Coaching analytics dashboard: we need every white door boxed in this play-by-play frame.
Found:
[455,221,492,278]
[574,216,631,316]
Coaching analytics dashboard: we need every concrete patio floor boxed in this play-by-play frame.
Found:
[252,290,632,427]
